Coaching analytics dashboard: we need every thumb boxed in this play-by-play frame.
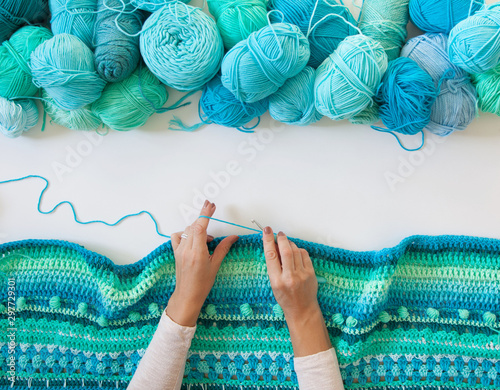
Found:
[211,235,239,267]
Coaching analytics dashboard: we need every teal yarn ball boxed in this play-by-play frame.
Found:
[358,0,410,61]
[0,0,50,42]
[130,0,189,13]
[448,3,500,74]
[409,0,485,34]
[94,0,146,83]
[269,66,322,126]
[30,34,106,110]
[207,0,267,50]
[221,22,310,103]
[375,57,437,135]
[401,33,478,136]
[0,26,53,99]
[92,66,167,131]
[140,3,224,92]
[314,34,388,121]
[49,0,97,50]
[269,0,358,68]
[471,62,500,116]
[0,96,38,138]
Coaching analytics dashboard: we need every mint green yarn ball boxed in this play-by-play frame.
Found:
[92,67,168,131]
[0,26,53,99]
[471,62,500,116]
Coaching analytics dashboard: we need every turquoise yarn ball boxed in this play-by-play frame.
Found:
[221,22,310,103]
[401,33,478,136]
[448,3,500,74]
[0,96,38,138]
[0,26,53,99]
[409,0,485,33]
[140,3,224,92]
[49,0,97,50]
[0,0,50,42]
[200,74,269,130]
[314,34,388,121]
[269,0,358,68]
[269,66,322,126]
[30,34,106,110]
[130,0,189,13]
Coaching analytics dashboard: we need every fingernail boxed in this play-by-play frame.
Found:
[278,231,285,237]
[203,200,209,208]
[264,226,271,234]
[211,202,215,208]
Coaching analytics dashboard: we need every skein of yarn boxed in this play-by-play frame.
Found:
[130,0,189,13]
[401,33,478,136]
[92,66,168,131]
[221,22,310,103]
[269,66,322,126]
[314,34,388,121]
[409,0,485,33]
[0,26,53,99]
[30,34,106,110]
[140,2,224,92]
[0,0,50,42]
[94,0,146,83]
[207,0,267,50]
[49,0,97,50]
[471,62,500,116]
[358,0,410,61]
[0,96,38,138]
[448,3,500,74]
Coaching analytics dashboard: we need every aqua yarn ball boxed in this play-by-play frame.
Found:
[140,3,224,92]
[269,0,358,68]
[130,0,189,12]
[0,0,49,42]
[314,34,388,121]
[92,66,167,131]
[471,62,500,116]
[350,102,380,125]
[448,3,500,74]
[208,0,267,50]
[200,74,268,129]
[0,26,52,99]
[30,34,106,110]
[409,0,485,33]
[95,0,146,83]
[49,0,97,50]
[401,33,478,136]
[0,96,38,138]
[269,66,322,126]
[221,22,310,103]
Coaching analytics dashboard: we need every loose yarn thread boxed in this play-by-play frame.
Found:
[130,0,189,13]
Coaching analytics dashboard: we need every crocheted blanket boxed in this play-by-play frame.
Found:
[0,234,499,389]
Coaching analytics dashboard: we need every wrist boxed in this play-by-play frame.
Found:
[284,303,323,328]
[165,292,203,327]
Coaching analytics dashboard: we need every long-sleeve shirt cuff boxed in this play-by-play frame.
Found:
[293,348,345,390]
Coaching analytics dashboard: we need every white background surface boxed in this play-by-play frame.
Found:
[1,2,499,265]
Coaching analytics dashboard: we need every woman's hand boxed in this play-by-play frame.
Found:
[166,200,239,327]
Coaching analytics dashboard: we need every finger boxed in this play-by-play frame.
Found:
[171,232,182,251]
[211,235,239,267]
[207,235,214,243]
[300,249,314,271]
[277,232,294,273]
[182,225,193,248]
[263,226,281,278]
[193,201,216,250]
[290,241,304,270]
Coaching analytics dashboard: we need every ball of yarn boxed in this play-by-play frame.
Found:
[130,0,189,13]
[0,96,38,138]
[140,3,224,92]
[471,62,500,116]
[409,0,485,34]
[350,102,380,125]
[221,22,310,103]
[314,34,388,121]
[358,0,410,61]
[269,66,322,126]
[94,0,146,83]
[49,0,97,50]
[92,66,167,131]
[401,33,477,136]
[208,0,267,50]
[375,57,437,135]
[269,0,358,68]
[0,0,50,42]
[30,34,107,110]
[0,26,53,100]
[448,3,500,74]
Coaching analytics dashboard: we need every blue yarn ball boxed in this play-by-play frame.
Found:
[269,66,322,126]
[269,0,358,68]
[130,0,190,13]
[49,0,97,50]
[221,22,310,103]
[409,0,485,33]
[30,34,107,110]
[0,0,50,42]
[140,3,224,92]
[448,3,500,74]
[0,97,38,138]
[401,33,478,136]
[200,74,269,130]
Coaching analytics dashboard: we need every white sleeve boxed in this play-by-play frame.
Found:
[293,348,345,390]
[127,310,196,390]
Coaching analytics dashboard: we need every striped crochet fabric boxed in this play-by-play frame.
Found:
[0,234,499,389]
